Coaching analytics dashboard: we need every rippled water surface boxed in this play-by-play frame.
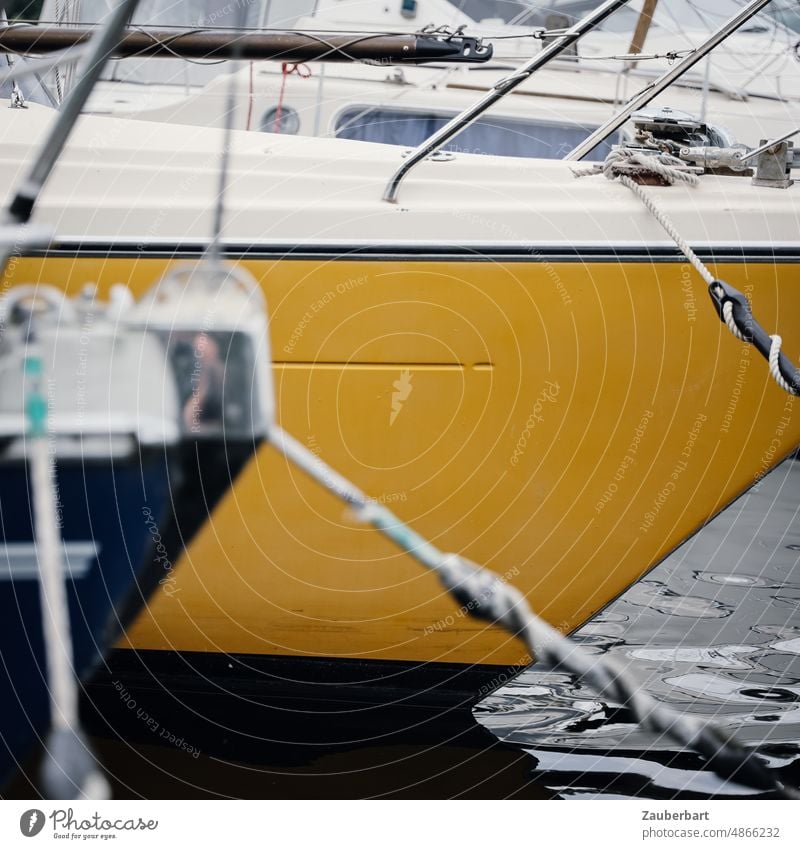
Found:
[475,455,800,799]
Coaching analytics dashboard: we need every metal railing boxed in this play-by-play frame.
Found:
[565,0,777,161]
[381,0,632,203]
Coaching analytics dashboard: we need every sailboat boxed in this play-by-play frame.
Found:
[14,0,799,156]
[0,0,796,705]
[0,2,797,803]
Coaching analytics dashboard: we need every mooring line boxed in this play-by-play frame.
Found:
[269,424,797,798]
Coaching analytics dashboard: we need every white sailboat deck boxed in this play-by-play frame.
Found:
[1,103,798,249]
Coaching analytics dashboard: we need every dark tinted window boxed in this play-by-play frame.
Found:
[334,108,615,161]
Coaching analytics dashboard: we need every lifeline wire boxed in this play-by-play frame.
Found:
[205,4,248,269]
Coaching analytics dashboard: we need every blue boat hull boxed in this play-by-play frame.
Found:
[0,452,173,787]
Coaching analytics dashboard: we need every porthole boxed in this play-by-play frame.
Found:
[260,105,300,135]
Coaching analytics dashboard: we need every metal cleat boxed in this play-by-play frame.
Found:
[750,140,794,189]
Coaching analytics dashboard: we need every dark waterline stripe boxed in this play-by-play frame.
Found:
[23,241,800,263]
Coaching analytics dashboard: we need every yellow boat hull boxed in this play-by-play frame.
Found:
[6,252,799,667]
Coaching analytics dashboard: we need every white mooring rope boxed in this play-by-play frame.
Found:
[25,337,110,800]
[269,424,797,798]
[574,148,800,396]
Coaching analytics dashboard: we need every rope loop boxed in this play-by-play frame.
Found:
[601,148,700,187]
[281,61,312,80]
[273,62,311,133]
[573,147,699,188]
[709,279,800,395]
[576,147,800,396]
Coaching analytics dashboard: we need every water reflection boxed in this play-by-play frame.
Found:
[475,455,800,799]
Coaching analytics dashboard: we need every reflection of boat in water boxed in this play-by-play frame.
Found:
[0,0,799,796]
[18,0,800,156]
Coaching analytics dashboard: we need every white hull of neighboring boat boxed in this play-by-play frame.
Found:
[30,0,800,156]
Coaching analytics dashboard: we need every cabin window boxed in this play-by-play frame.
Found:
[333,107,615,161]
[261,105,301,135]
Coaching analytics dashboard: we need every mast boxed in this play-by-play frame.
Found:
[626,0,659,69]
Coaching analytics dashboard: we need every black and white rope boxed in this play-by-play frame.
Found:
[574,148,800,396]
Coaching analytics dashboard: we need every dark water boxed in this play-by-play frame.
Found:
[6,703,551,799]
[5,457,799,800]
[475,454,800,799]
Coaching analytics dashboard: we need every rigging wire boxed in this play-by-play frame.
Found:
[585,47,695,62]
[8,20,793,66]
[205,5,247,268]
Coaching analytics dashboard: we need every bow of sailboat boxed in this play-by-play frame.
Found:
[1,101,797,671]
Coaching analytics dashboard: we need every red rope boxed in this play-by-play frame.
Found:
[273,62,311,134]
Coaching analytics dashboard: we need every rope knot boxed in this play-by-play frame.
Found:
[571,146,799,397]
[438,553,530,633]
[573,148,699,187]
